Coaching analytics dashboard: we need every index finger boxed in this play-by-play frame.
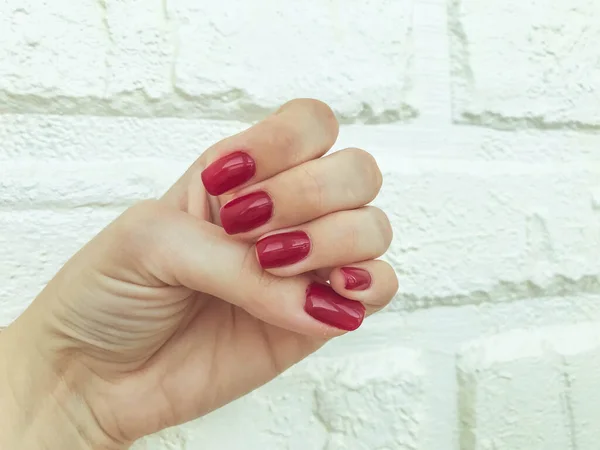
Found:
[162,98,339,207]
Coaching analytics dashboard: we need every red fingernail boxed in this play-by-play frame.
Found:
[220,191,273,234]
[256,231,310,269]
[340,267,372,291]
[201,151,256,196]
[305,283,365,331]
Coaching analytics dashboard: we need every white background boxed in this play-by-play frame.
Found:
[1,0,599,449]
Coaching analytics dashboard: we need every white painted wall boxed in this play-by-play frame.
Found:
[1,0,599,449]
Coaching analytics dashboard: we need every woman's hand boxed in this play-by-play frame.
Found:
[0,99,398,449]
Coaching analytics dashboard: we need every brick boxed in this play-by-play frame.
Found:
[553,326,600,449]
[0,0,416,121]
[0,0,180,117]
[458,332,570,449]
[103,0,173,100]
[0,0,107,97]
[457,324,600,450]
[310,348,425,449]
[449,0,600,128]
[170,0,416,123]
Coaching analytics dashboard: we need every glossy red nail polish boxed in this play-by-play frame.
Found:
[220,191,273,235]
[305,283,365,331]
[256,231,310,269]
[340,267,372,291]
[201,151,256,196]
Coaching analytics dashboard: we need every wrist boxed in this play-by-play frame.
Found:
[0,313,124,450]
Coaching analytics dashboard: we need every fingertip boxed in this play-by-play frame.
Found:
[329,260,398,313]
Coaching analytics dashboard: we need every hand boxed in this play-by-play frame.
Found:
[0,99,398,449]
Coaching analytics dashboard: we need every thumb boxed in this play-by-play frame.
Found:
[99,200,365,338]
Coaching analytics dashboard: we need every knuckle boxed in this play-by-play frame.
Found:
[281,98,334,120]
[299,166,326,214]
[346,148,383,201]
[262,116,303,156]
[337,217,362,260]
[348,222,363,258]
[279,98,339,147]
[366,206,393,253]
[303,99,339,143]
[115,200,168,258]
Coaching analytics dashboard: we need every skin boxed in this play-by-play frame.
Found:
[0,99,398,449]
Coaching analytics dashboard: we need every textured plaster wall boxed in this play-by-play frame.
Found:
[1,0,599,449]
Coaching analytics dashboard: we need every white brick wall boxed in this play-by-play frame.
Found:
[458,323,600,449]
[1,0,599,449]
[449,0,600,128]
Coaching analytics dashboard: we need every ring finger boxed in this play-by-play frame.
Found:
[254,206,393,277]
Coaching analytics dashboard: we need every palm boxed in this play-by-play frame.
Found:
[81,254,323,442]
[56,180,321,442]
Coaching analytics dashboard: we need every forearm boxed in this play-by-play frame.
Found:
[0,317,120,450]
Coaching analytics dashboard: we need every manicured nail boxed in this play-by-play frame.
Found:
[220,191,273,234]
[256,231,310,269]
[201,151,256,196]
[340,267,372,291]
[305,283,365,331]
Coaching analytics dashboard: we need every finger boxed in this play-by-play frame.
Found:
[255,206,393,277]
[201,99,339,196]
[329,260,398,314]
[161,99,339,207]
[218,148,382,236]
[108,201,365,337]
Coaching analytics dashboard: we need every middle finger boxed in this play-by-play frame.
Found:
[219,148,383,236]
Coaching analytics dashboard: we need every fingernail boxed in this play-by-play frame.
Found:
[340,267,372,291]
[201,151,256,196]
[220,191,273,234]
[305,283,365,331]
[256,231,310,269]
